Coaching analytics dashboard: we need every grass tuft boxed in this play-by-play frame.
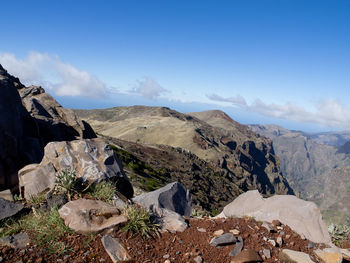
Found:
[88,181,116,204]
[122,205,159,239]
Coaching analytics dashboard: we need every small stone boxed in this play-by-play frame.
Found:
[272,220,281,227]
[210,233,236,247]
[263,249,271,259]
[0,233,30,249]
[276,236,283,247]
[101,235,131,263]
[229,236,243,257]
[213,229,224,236]
[315,249,342,263]
[99,259,106,262]
[231,249,262,263]
[179,239,184,244]
[164,260,171,263]
[163,254,170,259]
[230,229,240,235]
[263,237,267,241]
[175,251,180,255]
[262,222,274,233]
[193,255,203,263]
[56,260,63,262]
[300,234,306,240]
[279,249,314,263]
[197,227,206,233]
[307,242,315,249]
[285,234,291,239]
[268,239,276,247]
[280,231,285,236]
[137,251,142,255]
[277,226,283,230]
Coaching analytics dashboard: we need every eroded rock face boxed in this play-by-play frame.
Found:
[217,190,331,244]
[19,138,133,199]
[58,199,127,234]
[0,197,24,220]
[0,64,96,191]
[18,85,96,144]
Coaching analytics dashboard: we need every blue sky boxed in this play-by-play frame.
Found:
[1,0,350,132]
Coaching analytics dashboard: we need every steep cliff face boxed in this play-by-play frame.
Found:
[75,106,294,202]
[0,65,96,190]
[250,124,350,224]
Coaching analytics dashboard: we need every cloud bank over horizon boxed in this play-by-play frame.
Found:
[207,94,350,130]
[0,52,106,98]
[129,77,168,100]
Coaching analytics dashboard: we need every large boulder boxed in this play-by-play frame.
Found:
[217,190,331,244]
[133,182,192,232]
[0,64,96,191]
[58,199,127,234]
[19,138,133,199]
[133,182,192,216]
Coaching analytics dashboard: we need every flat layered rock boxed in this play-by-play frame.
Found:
[210,233,236,247]
[279,249,314,263]
[58,199,127,234]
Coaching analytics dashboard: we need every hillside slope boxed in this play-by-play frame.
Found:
[75,107,293,212]
[250,124,350,224]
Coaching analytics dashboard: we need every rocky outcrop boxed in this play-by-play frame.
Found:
[19,138,133,199]
[58,199,127,234]
[217,190,331,244]
[0,64,96,191]
[18,85,96,145]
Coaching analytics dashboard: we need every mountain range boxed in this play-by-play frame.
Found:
[75,106,293,214]
[250,124,350,224]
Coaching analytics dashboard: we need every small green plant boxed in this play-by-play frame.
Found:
[88,181,116,203]
[328,223,350,246]
[191,206,210,218]
[28,192,47,205]
[122,205,159,239]
[56,169,79,200]
[0,207,73,254]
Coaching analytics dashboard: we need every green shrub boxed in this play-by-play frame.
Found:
[88,181,116,204]
[122,205,159,239]
[28,192,47,205]
[328,223,350,246]
[0,207,72,254]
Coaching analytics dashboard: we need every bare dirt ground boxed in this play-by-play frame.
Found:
[0,217,335,263]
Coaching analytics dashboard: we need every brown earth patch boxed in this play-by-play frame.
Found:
[0,217,329,262]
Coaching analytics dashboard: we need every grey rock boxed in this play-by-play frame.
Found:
[19,138,133,199]
[197,227,206,232]
[229,236,243,257]
[194,255,203,263]
[154,207,188,232]
[101,235,131,263]
[0,197,23,220]
[261,222,274,233]
[163,254,170,259]
[0,233,30,249]
[210,233,236,247]
[0,189,13,201]
[217,190,331,244]
[133,182,192,216]
[263,249,271,259]
[268,239,276,247]
[307,242,314,249]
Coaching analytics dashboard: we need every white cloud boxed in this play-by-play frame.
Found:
[0,51,106,98]
[130,77,168,99]
[208,93,350,129]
